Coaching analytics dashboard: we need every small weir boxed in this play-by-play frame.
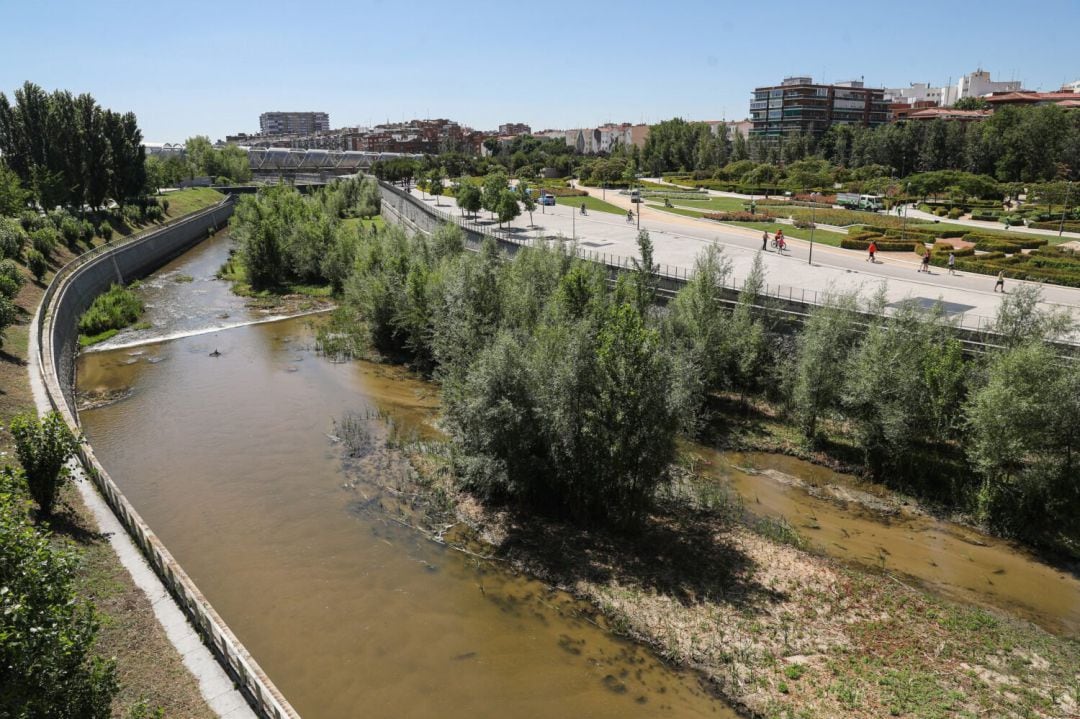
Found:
[76,232,738,719]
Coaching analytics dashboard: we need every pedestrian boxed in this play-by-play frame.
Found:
[947,252,956,275]
[994,270,1005,293]
[920,252,930,273]
[776,228,784,248]
[867,240,877,263]
[762,230,769,250]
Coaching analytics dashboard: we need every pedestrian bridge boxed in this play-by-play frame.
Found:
[242,147,419,172]
[144,142,420,173]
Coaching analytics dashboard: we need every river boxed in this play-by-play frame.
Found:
[76,231,1078,717]
[76,231,737,719]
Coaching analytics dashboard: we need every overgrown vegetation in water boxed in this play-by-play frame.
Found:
[226,176,381,293]
[77,282,144,346]
[239,181,1080,549]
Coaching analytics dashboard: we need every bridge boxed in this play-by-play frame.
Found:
[144,142,421,174]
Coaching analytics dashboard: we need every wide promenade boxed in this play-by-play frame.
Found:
[413,186,1080,333]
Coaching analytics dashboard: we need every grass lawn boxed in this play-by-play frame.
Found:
[556,194,625,215]
[342,215,385,233]
[666,196,749,212]
[730,220,847,247]
[159,187,224,218]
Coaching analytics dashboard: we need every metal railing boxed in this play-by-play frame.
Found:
[34,199,302,719]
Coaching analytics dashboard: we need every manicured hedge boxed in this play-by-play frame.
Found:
[847,231,882,242]
[1027,220,1080,233]
[964,233,1048,251]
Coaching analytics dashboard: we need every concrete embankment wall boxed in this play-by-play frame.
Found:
[37,201,302,719]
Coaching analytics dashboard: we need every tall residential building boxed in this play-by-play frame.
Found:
[749,77,887,141]
[259,111,331,136]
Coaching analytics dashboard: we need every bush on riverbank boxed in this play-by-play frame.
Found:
[77,283,143,342]
[230,180,379,292]
[0,468,117,718]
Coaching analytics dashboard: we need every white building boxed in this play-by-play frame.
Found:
[1063,80,1080,93]
[885,69,1022,107]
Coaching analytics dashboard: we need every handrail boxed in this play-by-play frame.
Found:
[34,199,302,719]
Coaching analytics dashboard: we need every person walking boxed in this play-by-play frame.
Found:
[947,252,956,275]
[867,240,877,263]
[762,230,769,250]
[920,252,931,273]
[994,270,1005,292]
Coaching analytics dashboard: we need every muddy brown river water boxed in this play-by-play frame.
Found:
[76,232,1079,718]
[76,233,737,719]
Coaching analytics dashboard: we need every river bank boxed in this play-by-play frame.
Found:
[0,190,225,717]
[400,434,1080,718]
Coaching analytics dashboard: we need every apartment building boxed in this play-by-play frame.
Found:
[259,111,331,136]
[750,77,888,140]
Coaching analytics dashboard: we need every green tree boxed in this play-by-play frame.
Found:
[9,411,79,517]
[518,181,537,226]
[788,291,861,440]
[0,162,29,215]
[429,170,445,206]
[629,230,658,316]
[356,175,381,218]
[456,183,482,219]
[0,470,118,718]
[496,189,520,228]
[668,244,732,393]
[965,341,1080,540]
[481,171,507,219]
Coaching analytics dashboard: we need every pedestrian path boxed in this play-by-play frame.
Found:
[412,186,1080,337]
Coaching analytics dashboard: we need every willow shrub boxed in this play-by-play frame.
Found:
[77,283,143,337]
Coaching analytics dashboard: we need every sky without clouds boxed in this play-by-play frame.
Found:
[1,0,1077,142]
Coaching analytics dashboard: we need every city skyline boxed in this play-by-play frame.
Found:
[1,0,1077,142]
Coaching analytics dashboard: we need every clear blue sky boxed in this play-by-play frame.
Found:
[2,0,1077,142]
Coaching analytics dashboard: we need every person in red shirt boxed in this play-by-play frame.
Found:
[867,240,877,263]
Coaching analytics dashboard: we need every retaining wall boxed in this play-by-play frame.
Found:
[36,201,302,719]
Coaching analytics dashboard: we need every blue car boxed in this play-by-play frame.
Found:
[538,194,556,206]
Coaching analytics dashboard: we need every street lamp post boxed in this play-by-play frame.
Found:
[572,199,576,241]
[1059,181,1073,237]
[807,190,816,265]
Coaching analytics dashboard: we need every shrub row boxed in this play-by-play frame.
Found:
[703,210,776,222]
[964,233,1048,252]
[1027,220,1080,233]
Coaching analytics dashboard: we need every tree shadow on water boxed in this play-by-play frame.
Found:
[492,500,786,615]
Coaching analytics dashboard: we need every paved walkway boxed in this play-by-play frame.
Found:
[415,187,1080,335]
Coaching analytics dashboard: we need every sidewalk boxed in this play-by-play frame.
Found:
[414,187,1080,335]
